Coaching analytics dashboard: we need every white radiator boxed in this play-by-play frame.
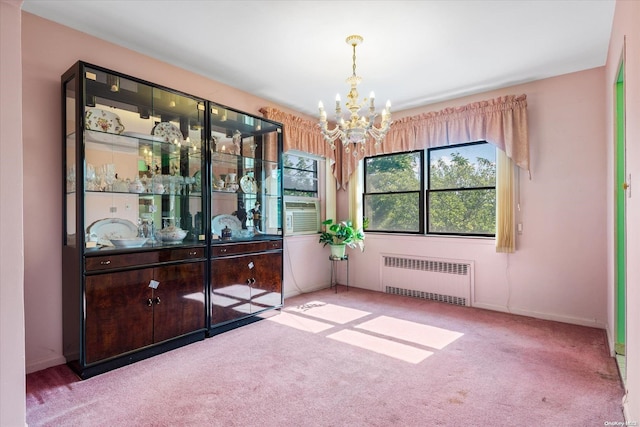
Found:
[381,255,473,306]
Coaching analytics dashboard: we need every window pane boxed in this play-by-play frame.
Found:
[365,152,421,193]
[283,153,318,198]
[284,154,317,172]
[284,170,317,192]
[364,192,420,232]
[428,189,496,234]
[429,144,495,190]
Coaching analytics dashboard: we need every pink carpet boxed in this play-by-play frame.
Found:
[26,287,625,426]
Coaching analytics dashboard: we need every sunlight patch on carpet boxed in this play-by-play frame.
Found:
[355,316,464,350]
[285,301,370,324]
[267,312,334,333]
[328,330,433,363]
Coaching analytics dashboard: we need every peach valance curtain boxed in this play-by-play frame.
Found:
[261,95,529,189]
[259,106,337,156]
[341,94,530,187]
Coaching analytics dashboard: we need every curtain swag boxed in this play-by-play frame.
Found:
[259,106,341,186]
[341,94,530,187]
[261,94,529,189]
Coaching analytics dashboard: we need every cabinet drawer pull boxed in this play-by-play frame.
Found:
[220,248,227,253]
[100,260,111,265]
[189,251,197,256]
[147,298,153,307]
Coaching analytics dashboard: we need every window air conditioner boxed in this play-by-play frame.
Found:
[284,199,320,236]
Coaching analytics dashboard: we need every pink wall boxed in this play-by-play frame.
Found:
[339,67,609,327]
[1,0,26,424]
[605,0,640,421]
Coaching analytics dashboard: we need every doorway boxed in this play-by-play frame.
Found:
[614,59,626,382]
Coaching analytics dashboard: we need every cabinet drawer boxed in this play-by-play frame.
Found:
[212,242,265,256]
[211,240,282,257]
[265,240,283,250]
[86,252,159,272]
[158,247,205,262]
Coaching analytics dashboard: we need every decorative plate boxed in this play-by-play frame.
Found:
[85,108,125,134]
[211,214,242,236]
[152,122,184,143]
[87,218,138,246]
[240,175,257,194]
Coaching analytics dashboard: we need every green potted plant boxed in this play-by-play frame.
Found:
[319,219,365,259]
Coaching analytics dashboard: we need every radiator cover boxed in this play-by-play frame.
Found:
[381,255,473,307]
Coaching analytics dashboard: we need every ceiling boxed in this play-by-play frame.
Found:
[22,0,615,118]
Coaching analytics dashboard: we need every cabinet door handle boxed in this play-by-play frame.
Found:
[147,298,153,307]
[247,278,256,285]
[154,296,161,305]
[100,260,111,265]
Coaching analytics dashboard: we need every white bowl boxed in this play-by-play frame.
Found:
[156,227,188,243]
[110,237,148,248]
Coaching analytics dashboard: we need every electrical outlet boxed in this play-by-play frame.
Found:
[517,223,523,234]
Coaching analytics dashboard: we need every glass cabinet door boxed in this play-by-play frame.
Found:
[209,103,282,241]
[80,65,206,250]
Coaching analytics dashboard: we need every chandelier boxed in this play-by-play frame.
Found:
[318,34,392,154]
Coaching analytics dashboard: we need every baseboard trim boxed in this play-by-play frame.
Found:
[283,283,331,299]
[622,392,630,423]
[605,326,616,357]
[472,302,608,329]
[26,354,67,374]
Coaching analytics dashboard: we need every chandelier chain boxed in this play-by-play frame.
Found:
[352,43,357,78]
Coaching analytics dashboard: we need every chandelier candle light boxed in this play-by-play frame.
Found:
[318,34,392,154]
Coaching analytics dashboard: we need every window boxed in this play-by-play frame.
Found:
[428,142,496,236]
[363,151,423,232]
[283,152,319,198]
[363,141,496,237]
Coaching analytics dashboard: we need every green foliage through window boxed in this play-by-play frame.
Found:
[364,152,422,232]
[428,143,496,235]
[283,153,318,198]
[363,142,496,236]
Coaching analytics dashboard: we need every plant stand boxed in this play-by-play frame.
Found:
[329,254,349,293]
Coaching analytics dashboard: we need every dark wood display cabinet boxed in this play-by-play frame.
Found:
[62,62,283,378]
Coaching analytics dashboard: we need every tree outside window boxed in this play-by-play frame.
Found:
[283,153,318,198]
[363,142,496,237]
